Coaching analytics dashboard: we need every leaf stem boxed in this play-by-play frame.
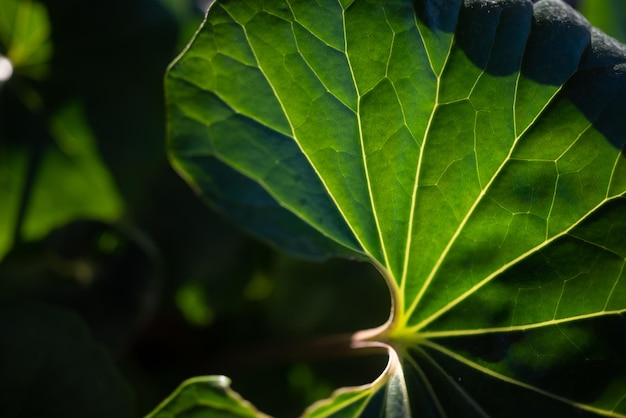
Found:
[215,330,389,376]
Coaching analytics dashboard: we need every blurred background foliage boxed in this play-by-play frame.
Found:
[0,0,623,417]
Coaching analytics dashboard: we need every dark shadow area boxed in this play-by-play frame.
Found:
[429,314,626,415]
[520,0,591,85]
[412,0,462,34]
[455,0,534,77]
[0,220,160,356]
[129,254,392,416]
[414,0,590,82]
[414,0,626,153]
[565,28,626,154]
[0,300,135,418]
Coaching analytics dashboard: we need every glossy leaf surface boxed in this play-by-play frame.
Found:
[161,0,626,416]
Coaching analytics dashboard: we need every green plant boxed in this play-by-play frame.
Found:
[152,0,626,416]
[1,0,625,417]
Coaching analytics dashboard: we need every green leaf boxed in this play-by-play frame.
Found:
[146,375,269,418]
[165,0,626,416]
[0,101,124,260]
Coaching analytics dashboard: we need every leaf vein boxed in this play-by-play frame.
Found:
[417,308,626,338]
[421,340,626,417]
[342,4,389,268]
[238,20,370,256]
[411,194,626,331]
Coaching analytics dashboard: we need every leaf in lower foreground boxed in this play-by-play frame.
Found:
[165,0,626,416]
[146,376,268,418]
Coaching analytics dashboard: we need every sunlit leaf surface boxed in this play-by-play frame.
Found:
[160,0,626,416]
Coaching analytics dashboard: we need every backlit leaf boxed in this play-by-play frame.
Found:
[161,0,626,416]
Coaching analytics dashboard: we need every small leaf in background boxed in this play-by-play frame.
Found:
[176,280,215,326]
[578,0,626,43]
[23,102,124,240]
[0,101,124,260]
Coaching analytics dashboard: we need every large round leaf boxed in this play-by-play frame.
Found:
[161,0,626,416]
